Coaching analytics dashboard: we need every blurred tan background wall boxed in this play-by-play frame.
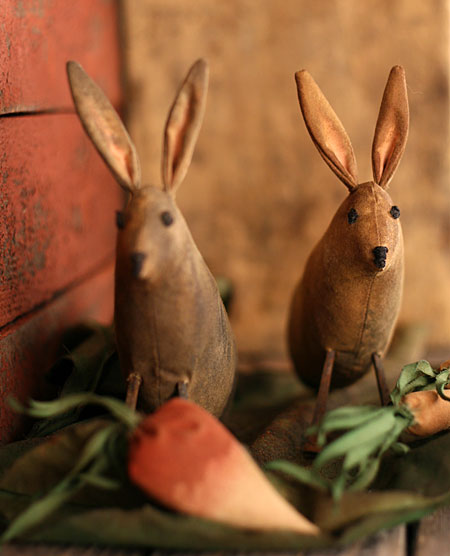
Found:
[121,0,450,359]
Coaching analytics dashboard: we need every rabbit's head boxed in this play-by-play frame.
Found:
[67,60,209,282]
[295,66,409,273]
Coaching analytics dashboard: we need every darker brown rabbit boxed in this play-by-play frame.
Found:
[288,66,409,422]
[67,59,236,417]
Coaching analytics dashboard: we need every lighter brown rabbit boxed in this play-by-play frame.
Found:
[288,66,409,421]
[67,59,236,417]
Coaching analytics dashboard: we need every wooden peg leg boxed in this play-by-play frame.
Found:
[303,349,335,454]
[125,372,142,410]
[177,381,189,399]
[312,348,336,425]
[372,352,390,406]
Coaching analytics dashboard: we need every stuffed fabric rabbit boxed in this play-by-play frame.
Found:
[288,66,409,417]
[67,59,236,417]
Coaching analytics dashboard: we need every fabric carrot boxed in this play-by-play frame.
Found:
[3,393,318,542]
[402,389,450,437]
[128,398,318,534]
[401,360,450,437]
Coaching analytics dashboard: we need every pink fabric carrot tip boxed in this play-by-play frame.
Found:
[128,398,318,535]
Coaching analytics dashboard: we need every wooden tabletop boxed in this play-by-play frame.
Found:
[0,505,448,555]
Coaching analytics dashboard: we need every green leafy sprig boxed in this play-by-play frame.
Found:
[267,360,450,500]
[2,394,141,543]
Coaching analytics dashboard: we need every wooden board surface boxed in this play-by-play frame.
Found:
[2,546,141,555]
[0,0,122,444]
[0,113,122,329]
[0,0,121,114]
[0,527,407,556]
[0,260,114,445]
[414,505,450,556]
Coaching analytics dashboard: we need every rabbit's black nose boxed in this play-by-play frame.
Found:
[373,246,388,269]
[131,252,147,278]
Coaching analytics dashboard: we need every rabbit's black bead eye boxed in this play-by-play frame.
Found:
[161,211,174,226]
[116,211,125,229]
[390,206,401,219]
[347,208,359,224]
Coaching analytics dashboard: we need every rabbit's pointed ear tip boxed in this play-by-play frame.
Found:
[66,60,84,77]
[193,58,208,71]
[294,69,311,86]
[391,65,405,76]
[189,59,209,80]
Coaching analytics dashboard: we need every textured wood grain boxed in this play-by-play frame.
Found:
[414,506,450,556]
[309,527,405,555]
[0,0,121,114]
[0,1,123,443]
[2,546,143,555]
[0,113,122,328]
[0,260,114,445]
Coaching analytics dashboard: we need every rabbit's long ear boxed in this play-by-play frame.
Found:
[162,59,209,194]
[66,61,141,193]
[372,66,409,189]
[295,70,358,192]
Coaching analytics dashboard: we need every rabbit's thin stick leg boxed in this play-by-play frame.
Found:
[126,372,143,409]
[312,348,336,424]
[303,349,335,453]
[372,353,390,406]
[177,381,189,399]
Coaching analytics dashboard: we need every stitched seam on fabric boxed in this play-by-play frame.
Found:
[151,300,162,405]
[354,184,379,356]
[372,183,381,247]
[355,274,376,356]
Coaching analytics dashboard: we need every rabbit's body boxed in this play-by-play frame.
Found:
[115,186,235,415]
[289,181,404,388]
[67,60,236,416]
[288,67,409,402]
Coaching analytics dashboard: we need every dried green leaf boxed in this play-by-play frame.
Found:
[265,460,329,491]
[436,369,450,401]
[1,478,77,542]
[11,393,140,430]
[0,422,121,543]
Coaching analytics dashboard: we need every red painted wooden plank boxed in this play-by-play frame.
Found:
[0,0,121,114]
[0,113,123,327]
[0,261,114,445]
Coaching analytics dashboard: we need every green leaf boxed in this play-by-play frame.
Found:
[346,458,381,493]
[309,406,383,437]
[390,360,443,405]
[11,393,141,430]
[78,473,120,490]
[0,420,108,502]
[0,420,128,542]
[1,478,77,542]
[265,460,329,491]
[69,423,118,477]
[13,502,329,551]
[314,410,397,468]
[389,359,450,406]
[436,369,450,401]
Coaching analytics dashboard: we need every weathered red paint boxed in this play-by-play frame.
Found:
[0,114,122,328]
[0,260,114,445]
[0,0,121,114]
[0,1,122,442]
